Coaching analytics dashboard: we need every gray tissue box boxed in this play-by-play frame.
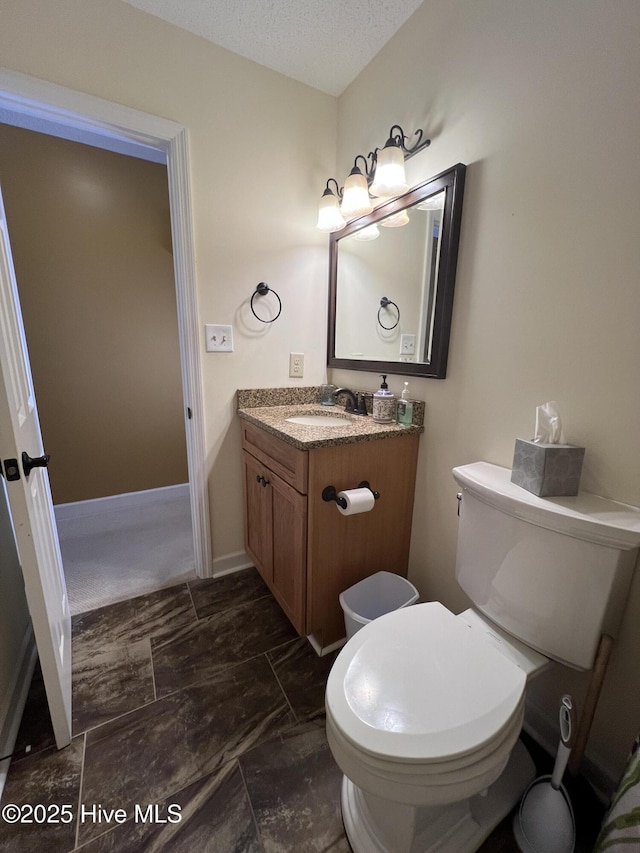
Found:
[511,438,585,497]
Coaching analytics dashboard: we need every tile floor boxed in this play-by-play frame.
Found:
[0,568,604,852]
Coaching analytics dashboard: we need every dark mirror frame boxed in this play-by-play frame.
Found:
[327,162,466,379]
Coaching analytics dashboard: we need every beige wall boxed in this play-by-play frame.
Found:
[0,125,188,503]
[332,0,640,789]
[2,0,638,793]
[0,0,336,553]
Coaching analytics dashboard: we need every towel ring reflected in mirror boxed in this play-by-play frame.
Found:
[378,297,400,331]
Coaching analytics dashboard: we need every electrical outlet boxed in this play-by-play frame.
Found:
[205,324,233,352]
[289,352,304,378]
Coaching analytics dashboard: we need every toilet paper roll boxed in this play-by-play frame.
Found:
[336,487,375,516]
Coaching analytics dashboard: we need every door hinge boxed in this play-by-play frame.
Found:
[187,407,193,420]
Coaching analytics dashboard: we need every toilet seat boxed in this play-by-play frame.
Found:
[326,601,526,765]
[327,699,525,806]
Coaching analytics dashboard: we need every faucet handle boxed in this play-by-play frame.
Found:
[355,391,371,416]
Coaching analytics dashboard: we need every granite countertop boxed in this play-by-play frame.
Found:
[237,389,424,451]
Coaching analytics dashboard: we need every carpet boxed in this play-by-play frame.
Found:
[55,485,196,615]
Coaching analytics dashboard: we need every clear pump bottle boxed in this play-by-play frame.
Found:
[396,381,414,426]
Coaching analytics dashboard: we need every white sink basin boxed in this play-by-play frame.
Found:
[285,414,350,427]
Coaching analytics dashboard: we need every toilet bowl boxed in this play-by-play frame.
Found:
[325,462,640,853]
[325,601,540,852]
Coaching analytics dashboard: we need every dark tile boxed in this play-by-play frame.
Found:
[72,638,154,735]
[11,659,56,760]
[0,737,84,853]
[241,718,349,853]
[152,595,298,697]
[189,567,270,619]
[268,638,338,721]
[77,760,262,853]
[477,812,520,852]
[567,774,606,853]
[478,735,605,853]
[79,655,293,845]
[72,583,196,649]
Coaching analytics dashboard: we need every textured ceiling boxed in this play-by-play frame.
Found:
[121,0,425,96]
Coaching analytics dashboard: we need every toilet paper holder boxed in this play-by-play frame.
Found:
[322,481,380,509]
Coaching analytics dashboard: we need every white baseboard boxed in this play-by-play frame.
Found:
[307,633,347,657]
[54,483,190,522]
[211,551,254,578]
[0,626,37,798]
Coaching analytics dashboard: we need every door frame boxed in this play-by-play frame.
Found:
[0,68,212,577]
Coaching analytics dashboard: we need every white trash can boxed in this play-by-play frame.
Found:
[339,571,419,640]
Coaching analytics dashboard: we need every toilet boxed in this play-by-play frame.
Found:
[325,461,640,853]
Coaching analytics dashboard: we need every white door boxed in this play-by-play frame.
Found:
[0,185,71,749]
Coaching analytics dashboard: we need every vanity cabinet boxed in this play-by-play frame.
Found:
[241,419,420,649]
[242,450,307,634]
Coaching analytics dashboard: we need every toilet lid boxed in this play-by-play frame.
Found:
[326,601,526,763]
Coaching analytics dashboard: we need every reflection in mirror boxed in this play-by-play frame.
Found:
[335,190,445,364]
[328,164,465,379]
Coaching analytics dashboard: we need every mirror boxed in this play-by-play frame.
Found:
[328,163,466,378]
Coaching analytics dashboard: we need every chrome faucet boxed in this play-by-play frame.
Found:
[333,388,368,416]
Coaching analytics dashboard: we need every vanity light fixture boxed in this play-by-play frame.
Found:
[316,178,346,232]
[340,156,374,219]
[380,210,410,228]
[352,223,380,241]
[416,190,445,211]
[369,130,410,198]
[316,124,431,234]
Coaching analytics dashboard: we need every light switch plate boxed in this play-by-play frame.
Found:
[400,334,416,355]
[205,324,233,352]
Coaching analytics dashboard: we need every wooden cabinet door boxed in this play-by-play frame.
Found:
[242,451,273,584]
[271,474,307,635]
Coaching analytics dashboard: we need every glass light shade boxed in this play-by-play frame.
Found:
[340,171,373,218]
[416,190,445,211]
[352,224,380,241]
[380,210,410,228]
[370,145,408,197]
[316,190,346,232]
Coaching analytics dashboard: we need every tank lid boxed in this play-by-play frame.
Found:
[452,462,640,551]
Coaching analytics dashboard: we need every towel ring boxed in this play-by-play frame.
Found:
[250,282,282,323]
[378,297,400,330]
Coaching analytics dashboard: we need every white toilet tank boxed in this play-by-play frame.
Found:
[453,462,640,670]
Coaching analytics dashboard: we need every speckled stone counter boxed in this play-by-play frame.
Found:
[237,387,322,408]
[237,387,424,451]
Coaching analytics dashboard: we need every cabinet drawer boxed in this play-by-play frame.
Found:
[241,421,308,494]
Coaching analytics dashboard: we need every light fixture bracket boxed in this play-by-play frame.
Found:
[322,177,342,198]
[325,124,431,200]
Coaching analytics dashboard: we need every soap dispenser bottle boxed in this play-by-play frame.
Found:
[372,375,396,423]
[396,382,414,426]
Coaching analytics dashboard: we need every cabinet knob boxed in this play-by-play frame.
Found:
[256,474,270,487]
